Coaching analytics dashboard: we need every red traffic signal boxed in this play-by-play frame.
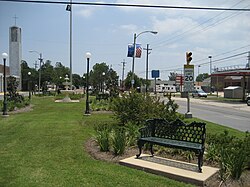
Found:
[186,52,192,64]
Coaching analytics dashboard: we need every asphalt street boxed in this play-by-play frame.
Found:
[172,97,250,132]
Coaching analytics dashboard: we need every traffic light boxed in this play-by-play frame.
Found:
[186,52,192,64]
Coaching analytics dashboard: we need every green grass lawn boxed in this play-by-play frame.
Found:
[0,97,194,187]
[0,97,245,187]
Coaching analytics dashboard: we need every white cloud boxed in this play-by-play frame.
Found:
[119,24,138,33]
[77,8,94,18]
[152,17,197,35]
[75,1,105,18]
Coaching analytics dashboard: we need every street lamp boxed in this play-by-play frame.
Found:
[2,53,8,116]
[102,72,105,93]
[85,52,91,115]
[28,71,31,100]
[131,31,157,89]
[29,50,43,94]
[197,65,201,86]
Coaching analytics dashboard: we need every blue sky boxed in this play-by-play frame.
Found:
[1,0,250,80]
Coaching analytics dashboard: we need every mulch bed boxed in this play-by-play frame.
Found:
[85,138,250,187]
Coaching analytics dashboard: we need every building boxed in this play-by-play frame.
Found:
[0,25,22,92]
[9,26,22,89]
[148,79,176,93]
[211,68,250,100]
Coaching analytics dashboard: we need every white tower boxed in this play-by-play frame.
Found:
[9,26,22,89]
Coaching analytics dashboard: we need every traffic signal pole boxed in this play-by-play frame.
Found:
[184,52,193,118]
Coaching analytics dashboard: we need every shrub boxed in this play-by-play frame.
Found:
[94,124,112,152]
[111,127,126,155]
[91,99,111,111]
[125,122,141,147]
[207,131,248,181]
[205,143,218,163]
[111,91,180,126]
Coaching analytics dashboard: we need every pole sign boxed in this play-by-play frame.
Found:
[151,70,160,78]
[183,64,194,92]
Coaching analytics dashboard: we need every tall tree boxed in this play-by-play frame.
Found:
[72,74,84,89]
[53,62,70,89]
[21,60,37,91]
[124,71,141,89]
[168,72,177,81]
[196,73,209,82]
[105,68,119,97]
[41,60,54,85]
[89,62,109,93]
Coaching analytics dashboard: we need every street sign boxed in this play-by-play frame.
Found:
[184,64,194,92]
[151,70,160,78]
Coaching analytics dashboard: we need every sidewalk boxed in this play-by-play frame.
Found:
[172,96,250,112]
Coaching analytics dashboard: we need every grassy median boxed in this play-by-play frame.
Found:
[0,97,244,186]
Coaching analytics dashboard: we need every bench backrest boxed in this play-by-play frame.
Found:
[145,118,206,145]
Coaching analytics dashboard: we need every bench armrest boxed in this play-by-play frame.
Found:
[138,126,151,138]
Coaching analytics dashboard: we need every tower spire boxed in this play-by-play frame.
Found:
[13,15,18,26]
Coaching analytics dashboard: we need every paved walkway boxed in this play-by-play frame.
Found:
[120,154,219,186]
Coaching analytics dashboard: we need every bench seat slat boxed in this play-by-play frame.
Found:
[140,137,202,150]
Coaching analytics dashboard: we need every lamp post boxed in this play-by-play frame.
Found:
[2,53,8,116]
[29,50,42,94]
[102,72,105,93]
[131,31,157,89]
[197,65,201,86]
[85,52,91,115]
[28,71,31,100]
[208,56,212,93]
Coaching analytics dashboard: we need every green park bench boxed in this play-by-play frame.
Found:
[136,118,206,172]
[96,93,109,101]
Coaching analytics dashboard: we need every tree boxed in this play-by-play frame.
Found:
[41,60,54,84]
[124,71,141,89]
[21,60,38,91]
[72,74,84,89]
[105,68,119,97]
[53,62,70,89]
[7,76,24,103]
[89,62,109,93]
[196,73,209,82]
[168,72,177,81]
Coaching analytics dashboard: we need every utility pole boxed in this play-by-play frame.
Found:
[121,59,126,90]
[208,56,212,94]
[34,60,38,70]
[143,44,152,93]
[247,51,250,68]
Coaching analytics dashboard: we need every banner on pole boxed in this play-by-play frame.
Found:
[127,44,142,58]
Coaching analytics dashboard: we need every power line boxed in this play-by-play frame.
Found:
[198,51,249,66]
[192,44,250,64]
[151,51,249,75]
[1,0,250,11]
[152,0,248,48]
[153,5,250,49]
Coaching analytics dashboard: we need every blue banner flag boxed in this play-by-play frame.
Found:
[127,44,142,58]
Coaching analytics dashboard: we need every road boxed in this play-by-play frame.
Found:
[172,98,250,132]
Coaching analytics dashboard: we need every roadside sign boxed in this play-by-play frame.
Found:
[152,70,160,78]
[184,64,194,92]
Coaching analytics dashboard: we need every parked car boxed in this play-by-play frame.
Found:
[247,95,250,106]
[192,90,207,98]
